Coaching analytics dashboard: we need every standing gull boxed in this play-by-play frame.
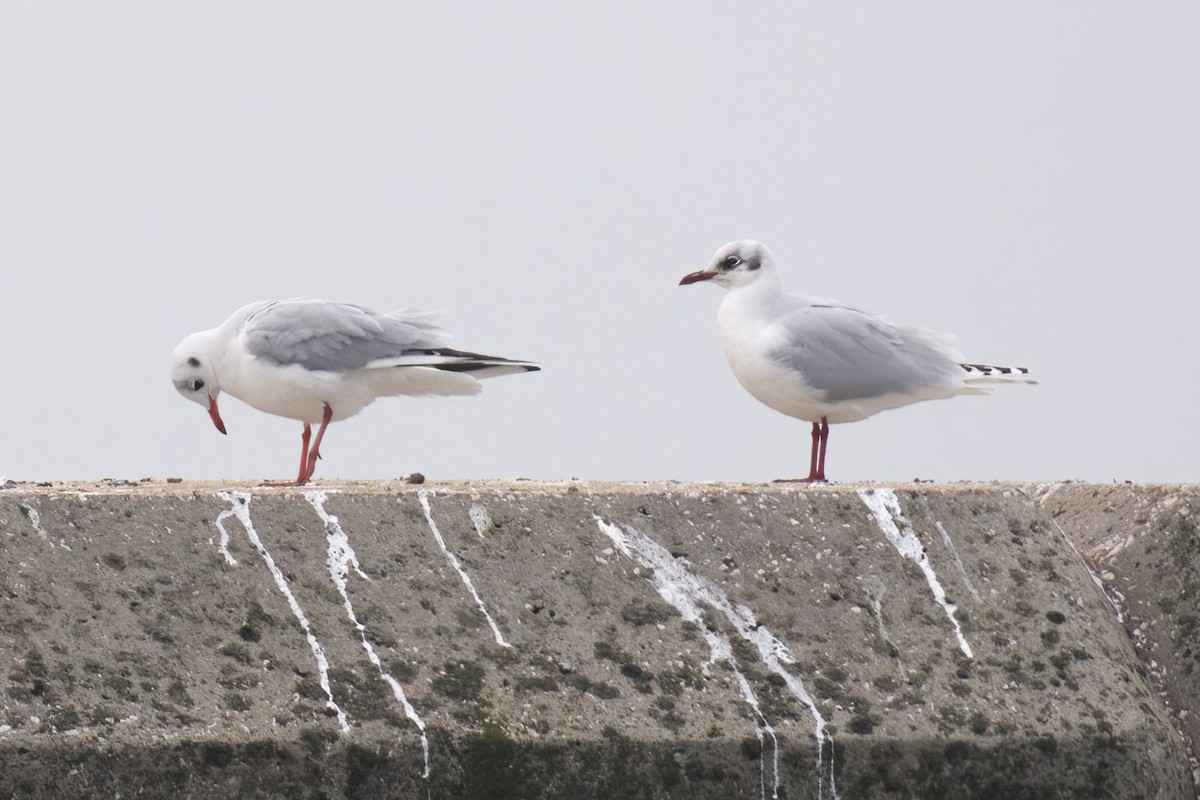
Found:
[171,299,538,485]
[680,240,1033,482]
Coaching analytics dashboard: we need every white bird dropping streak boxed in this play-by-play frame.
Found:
[1030,487,1126,622]
[304,492,431,779]
[18,504,54,547]
[934,521,982,604]
[468,502,492,538]
[594,516,839,800]
[858,489,973,659]
[213,502,240,566]
[1048,517,1125,623]
[415,490,512,648]
[215,491,350,732]
[19,503,70,549]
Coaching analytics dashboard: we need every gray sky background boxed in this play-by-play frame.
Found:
[2,3,1197,485]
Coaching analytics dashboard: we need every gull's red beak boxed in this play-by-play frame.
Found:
[207,396,227,435]
[679,270,715,286]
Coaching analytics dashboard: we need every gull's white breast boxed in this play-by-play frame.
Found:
[717,292,830,422]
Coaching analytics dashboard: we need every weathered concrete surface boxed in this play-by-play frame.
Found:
[1037,482,1200,792]
[0,480,1194,799]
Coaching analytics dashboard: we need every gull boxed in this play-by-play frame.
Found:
[680,240,1033,482]
[171,299,538,485]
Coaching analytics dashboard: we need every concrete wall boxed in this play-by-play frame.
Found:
[0,480,1195,799]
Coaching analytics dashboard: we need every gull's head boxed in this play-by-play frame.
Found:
[170,333,227,434]
[679,240,777,290]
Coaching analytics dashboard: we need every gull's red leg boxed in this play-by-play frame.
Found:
[813,417,829,482]
[300,403,334,484]
[774,417,830,483]
[260,423,312,487]
[296,424,313,483]
[805,421,822,481]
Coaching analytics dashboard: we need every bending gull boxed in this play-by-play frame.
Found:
[171,299,538,485]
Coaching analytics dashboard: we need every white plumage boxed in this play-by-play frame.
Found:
[170,299,538,485]
[681,241,1033,481]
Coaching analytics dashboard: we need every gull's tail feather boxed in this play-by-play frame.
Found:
[960,363,1037,385]
[428,348,541,380]
[366,348,540,379]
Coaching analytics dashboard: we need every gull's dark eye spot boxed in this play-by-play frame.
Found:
[746,259,760,271]
[719,256,741,271]
[192,379,205,392]
[187,357,201,368]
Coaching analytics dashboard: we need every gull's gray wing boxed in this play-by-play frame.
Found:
[768,300,965,403]
[242,300,453,372]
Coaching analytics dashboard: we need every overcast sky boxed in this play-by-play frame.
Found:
[2,3,1197,485]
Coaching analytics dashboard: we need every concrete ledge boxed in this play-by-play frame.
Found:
[1,481,1195,798]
